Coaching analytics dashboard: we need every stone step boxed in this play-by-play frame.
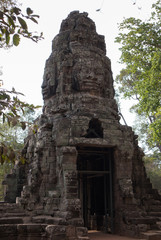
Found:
[151,200,161,205]
[141,230,161,240]
[32,215,67,225]
[45,217,67,225]
[0,212,29,218]
[129,217,158,225]
[0,224,17,238]
[156,221,161,230]
[32,215,47,223]
[33,208,44,215]
[148,212,161,217]
[0,223,47,239]
[0,203,25,214]
[0,217,23,224]
[149,205,161,212]
[78,237,89,240]
[0,202,20,208]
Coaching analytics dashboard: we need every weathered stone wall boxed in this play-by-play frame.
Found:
[2,162,27,203]
[2,11,161,239]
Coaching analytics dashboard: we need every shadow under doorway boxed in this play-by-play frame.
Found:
[77,146,114,234]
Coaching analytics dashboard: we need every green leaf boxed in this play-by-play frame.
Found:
[5,30,10,45]
[30,17,38,24]
[7,117,11,126]
[2,113,5,123]
[11,15,16,21]
[20,156,26,164]
[21,122,26,130]
[18,17,28,30]
[0,11,3,20]
[31,14,39,18]
[26,8,33,15]
[10,28,14,34]
[3,7,8,13]
[7,16,15,27]
[13,34,20,46]
[1,28,6,34]
[12,7,21,15]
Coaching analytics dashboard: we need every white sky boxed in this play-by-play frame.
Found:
[0,0,155,125]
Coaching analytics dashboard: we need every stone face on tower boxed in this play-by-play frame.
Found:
[2,11,161,240]
[42,11,111,100]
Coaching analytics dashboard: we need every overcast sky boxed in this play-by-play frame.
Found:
[0,0,155,125]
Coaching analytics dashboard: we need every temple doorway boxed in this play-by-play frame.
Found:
[77,146,114,233]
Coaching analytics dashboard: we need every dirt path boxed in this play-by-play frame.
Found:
[88,231,144,240]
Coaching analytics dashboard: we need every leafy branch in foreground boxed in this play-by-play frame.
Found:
[0,5,43,47]
[0,87,41,164]
[0,1,42,164]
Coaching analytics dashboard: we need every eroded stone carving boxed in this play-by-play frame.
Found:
[41,11,113,101]
[2,11,161,240]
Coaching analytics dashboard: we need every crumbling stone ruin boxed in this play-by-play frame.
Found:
[1,11,161,239]
[2,162,26,203]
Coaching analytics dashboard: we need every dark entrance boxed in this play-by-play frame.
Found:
[77,146,114,233]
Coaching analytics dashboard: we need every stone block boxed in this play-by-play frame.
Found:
[17,224,47,234]
[156,221,161,230]
[46,225,66,239]
[0,217,23,224]
[76,227,88,236]
[0,224,17,235]
[66,225,77,237]
[78,237,89,240]
[141,231,161,240]
[63,163,77,171]
[137,224,148,233]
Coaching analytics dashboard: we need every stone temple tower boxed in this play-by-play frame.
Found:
[2,11,161,239]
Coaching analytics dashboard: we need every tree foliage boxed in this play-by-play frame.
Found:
[0,105,40,164]
[0,0,43,47]
[0,87,40,129]
[115,0,161,151]
[0,107,39,200]
[144,152,161,192]
[0,78,40,166]
[0,0,42,164]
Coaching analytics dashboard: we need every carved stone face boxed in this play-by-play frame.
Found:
[41,11,111,100]
[71,58,105,96]
[41,62,58,100]
[41,73,53,100]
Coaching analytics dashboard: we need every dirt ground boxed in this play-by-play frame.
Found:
[88,231,144,240]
